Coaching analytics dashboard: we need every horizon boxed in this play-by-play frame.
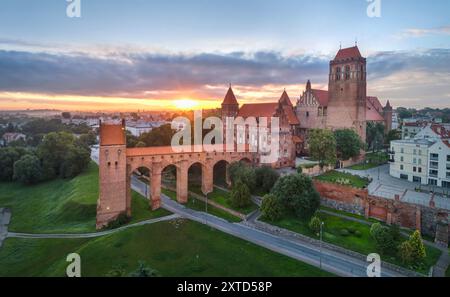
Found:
[0,0,449,111]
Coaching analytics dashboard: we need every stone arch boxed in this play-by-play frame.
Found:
[212,159,231,187]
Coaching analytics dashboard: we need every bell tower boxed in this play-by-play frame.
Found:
[327,46,367,141]
[96,119,129,229]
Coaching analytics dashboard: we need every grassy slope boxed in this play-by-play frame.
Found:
[189,185,257,215]
[0,220,333,277]
[0,162,170,233]
[263,213,441,275]
[162,188,241,223]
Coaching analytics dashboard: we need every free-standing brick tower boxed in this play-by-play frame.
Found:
[96,119,130,229]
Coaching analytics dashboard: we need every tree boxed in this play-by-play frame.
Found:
[334,129,363,160]
[139,124,175,147]
[366,122,385,152]
[229,180,252,208]
[78,132,97,146]
[370,223,396,255]
[260,194,283,221]
[13,154,43,184]
[309,216,322,235]
[228,161,256,193]
[408,230,426,263]
[0,147,27,181]
[308,129,337,168]
[126,131,139,148]
[271,174,320,219]
[38,132,90,180]
[61,112,71,119]
[135,141,147,148]
[255,166,280,194]
[386,129,401,145]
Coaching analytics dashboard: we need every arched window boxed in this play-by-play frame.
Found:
[335,67,341,81]
[345,65,350,80]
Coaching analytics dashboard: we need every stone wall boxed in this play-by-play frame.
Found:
[314,180,450,245]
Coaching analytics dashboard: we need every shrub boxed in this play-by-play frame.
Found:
[340,229,350,237]
[398,241,414,265]
[228,162,256,192]
[260,194,284,221]
[296,166,303,174]
[354,230,362,237]
[271,174,320,220]
[370,223,396,255]
[389,224,401,242]
[309,216,322,235]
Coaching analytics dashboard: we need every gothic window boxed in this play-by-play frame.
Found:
[323,107,328,116]
[306,111,309,117]
[345,65,350,80]
[336,67,341,81]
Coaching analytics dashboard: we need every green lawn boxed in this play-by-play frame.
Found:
[0,162,170,233]
[314,170,370,189]
[348,163,380,170]
[349,152,389,170]
[320,206,379,224]
[0,220,333,277]
[162,189,242,223]
[189,185,258,215]
[262,213,441,275]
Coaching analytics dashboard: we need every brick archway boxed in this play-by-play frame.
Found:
[96,123,254,229]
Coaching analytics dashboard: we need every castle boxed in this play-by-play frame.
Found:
[220,46,393,167]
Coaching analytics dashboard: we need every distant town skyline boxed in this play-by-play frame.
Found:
[0,0,449,111]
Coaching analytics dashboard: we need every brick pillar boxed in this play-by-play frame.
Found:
[415,207,421,232]
[177,161,188,204]
[151,163,162,210]
[225,164,231,187]
[202,164,214,195]
[365,200,370,219]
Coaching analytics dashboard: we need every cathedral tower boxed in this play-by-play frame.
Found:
[327,46,367,141]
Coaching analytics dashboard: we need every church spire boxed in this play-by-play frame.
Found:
[306,80,311,91]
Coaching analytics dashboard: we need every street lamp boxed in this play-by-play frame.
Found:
[319,222,325,269]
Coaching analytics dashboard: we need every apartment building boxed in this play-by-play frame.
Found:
[390,124,450,188]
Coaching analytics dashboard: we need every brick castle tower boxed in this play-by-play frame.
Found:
[96,119,129,229]
[221,86,239,145]
[326,46,367,141]
[383,100,393,134]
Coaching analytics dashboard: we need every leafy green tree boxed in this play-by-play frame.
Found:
[135,141,147,148]
[296,166,303,174]
[38,132,90,180]
[255,166,280,194]
[0,147,27,181]
[370,223,396,255]
[13,154,43,184]
[309,216,322,235]
[139,124,175,147]
[78,131,97,146]
[229,180,252,208]
[308,129,337,168]
[334,129,363,160]
[409,230,426,263]
[271,174,320,219]
[386,129,401,145]
[126,131,139,148]
[260,194,283,221]
[128,261,159,277]
[228,161,256,192]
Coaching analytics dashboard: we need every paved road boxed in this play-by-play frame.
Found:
[130,175,404,277]
[7,214,180,239]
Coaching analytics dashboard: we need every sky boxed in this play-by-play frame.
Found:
[0,0,449,111]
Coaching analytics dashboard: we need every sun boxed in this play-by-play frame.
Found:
[173,99,199,109]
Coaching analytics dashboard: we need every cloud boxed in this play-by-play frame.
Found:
[397,25,450,38]
[0,47,449,108]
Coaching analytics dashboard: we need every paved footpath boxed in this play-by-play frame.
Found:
[7,214,180,239]
[0,208,11,248]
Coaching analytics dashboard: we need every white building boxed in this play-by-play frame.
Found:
[126,121,154,137]
[391,112,399,130]
[390,124,450,188]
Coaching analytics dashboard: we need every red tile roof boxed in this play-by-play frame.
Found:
[367,96,383,113]
[238,103,279,118]
[431,124,450,138]
[279,90,293,107]
[222,87,238,105]
[366,104,385,122]
[100,124,126,146]
[311,89,329,106]
[292,135,303,143]
[126,144,251,157]
[282,105,300,125]
[334,46,362,60]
